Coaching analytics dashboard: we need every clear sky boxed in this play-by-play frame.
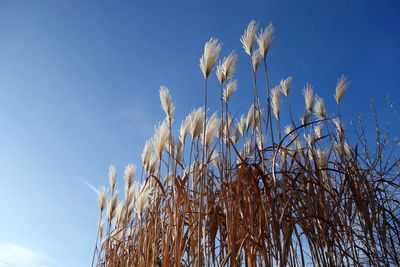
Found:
[0,0,399,266]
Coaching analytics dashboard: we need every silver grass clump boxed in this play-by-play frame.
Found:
[159,86,175,122]
[152,120,170,158]
[199,38,222,79]
[190,107,205,140]
[108,165,117,192]
[271,86,281,120]
[302,84,314,113]
[241,20,258,56]
[202,112,221,150]
[280,76,293,97]
[334,74,349,104]
[314,95,327,120]
[256,22,274,58]
[97,186,107,213]
[251,49,263,72]
[216,51,237,84]
[223,79,238,103]
[237,115,246,136]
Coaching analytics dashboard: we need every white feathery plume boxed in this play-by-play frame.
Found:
[344,142,352,156]
[253,107,264,132]
[152,120,170,158]
[243,138,252,155]
[333,141,345,156]
[304,134,315,147]
[284,125,294,136]
[124,164,136,196]
[202,112,221,150]
[148,154,159,176]
[230,126,240,145]
[108,165,117,192]
[316,148,329,167]
[334,74,349,104]
[179,112,191,145]
[314,95,327,120]
[199,38,222,79]
[332,118,344,137]
[107,190,119,222]
[135,183,150,218]
[256,133,266,150]
[256,22,274,58]
[141,139,152,171]
[190,107,205,140]
[251,49,262,72]
[300,111,312,125]
[237,115,246,136]
[302,84,314,113]
[220,113,232,140]
[280,76,293,97]
[223,79,238,103]
[159,86,175,122]
[116,200,127,226]
[314,124,323,139]
[216,51,237,84]
[97,186,107,213]
[173,139,183,163]
[271,86,281,120]
[246,104,255,131]
[241,20,258,56]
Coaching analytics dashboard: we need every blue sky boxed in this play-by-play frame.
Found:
[0,1,399,266]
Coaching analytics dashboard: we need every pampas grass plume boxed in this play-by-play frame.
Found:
[256,22,274,58]
[280,76,293,97]
[216,51,237,84]
[199,38,222,79]
[223,79,238,103]
[241,20,258,56]
[335,74,349,104]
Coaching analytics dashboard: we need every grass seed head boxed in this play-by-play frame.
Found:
[216,51,237,84]
[223,79,238,103]
[335,74,349,104]
[280,76,293,97]
[241,20,258,56]
[256,22,274,58]
[199,38,222,79]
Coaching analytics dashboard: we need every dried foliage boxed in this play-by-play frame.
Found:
[91,21,400,267]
